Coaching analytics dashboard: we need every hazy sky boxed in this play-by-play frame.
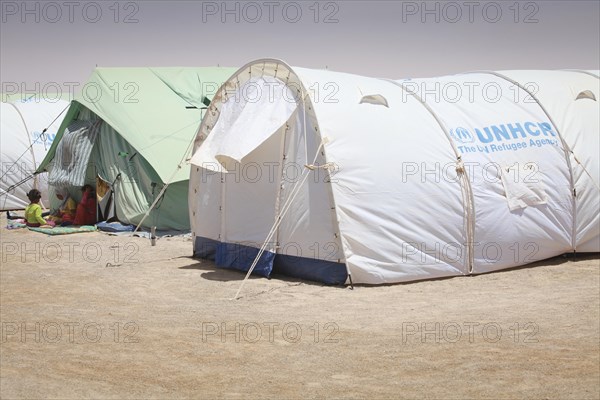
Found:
[1,0,599,89]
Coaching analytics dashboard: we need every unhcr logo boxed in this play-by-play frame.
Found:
[451,122,557,144]
[450,127,474,144]
[451,122,560,154]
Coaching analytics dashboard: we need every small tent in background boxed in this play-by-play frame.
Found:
[36,67,236,231]
[1,97,69,210]
[188,59,599,285]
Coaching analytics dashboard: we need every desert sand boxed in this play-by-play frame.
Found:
[1,214,599,399]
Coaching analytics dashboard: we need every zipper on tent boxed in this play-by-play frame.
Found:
[273,120,291,255]
[219,170,226,243]
[383,79,476,275]
[320,139,349,285]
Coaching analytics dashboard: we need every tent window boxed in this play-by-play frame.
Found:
[575,90,596,101]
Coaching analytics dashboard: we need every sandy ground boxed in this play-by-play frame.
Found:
[1,215,599,399]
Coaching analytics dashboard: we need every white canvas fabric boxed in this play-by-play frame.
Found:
[500,163,548,211]
[404,73,574,274]
[190,77,297,172]
[189,60,599,284]
[502,70,600,252]
[0,99,68,210]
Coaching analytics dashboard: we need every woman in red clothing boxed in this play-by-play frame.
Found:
[73,185,97,225]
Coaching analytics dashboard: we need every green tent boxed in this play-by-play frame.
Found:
[36,67,236,230]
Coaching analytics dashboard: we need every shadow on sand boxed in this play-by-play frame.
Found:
[178,256,344,288]
[177,253,599,287]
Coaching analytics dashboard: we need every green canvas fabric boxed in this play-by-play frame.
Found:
[89,120,190,230]
[37,67,236,230]
[38,67,236,182]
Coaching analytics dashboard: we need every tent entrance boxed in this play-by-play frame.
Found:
[217,122,286,276]
[96,174,117,223]
[192,76,347,283]
[191,76,299,276]
[216,113,347,284]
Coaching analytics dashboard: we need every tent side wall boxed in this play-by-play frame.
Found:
[1,99,69,210]
[405,73,574,274]
[297,67,470,283]
[1,103,34,210]
[502,70,600,252]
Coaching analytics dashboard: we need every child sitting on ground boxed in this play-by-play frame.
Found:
[73,184,97,226]
[24,189,53,228]
[47,189,77,226]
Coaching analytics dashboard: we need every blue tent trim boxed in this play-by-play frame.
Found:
[273,253,347,285]
[193,236,219,260]
[193,236,348,284]
[216,241,275,277]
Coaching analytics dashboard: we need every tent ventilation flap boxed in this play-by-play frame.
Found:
[359,94,389,107]
[575,90,596,101]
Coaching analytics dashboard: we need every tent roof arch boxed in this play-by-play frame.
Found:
[191,59,323,171]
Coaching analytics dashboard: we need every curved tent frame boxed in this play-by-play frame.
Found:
[189,59,599,285]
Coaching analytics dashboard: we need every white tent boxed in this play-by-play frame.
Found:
[1,98,69,210]
[189,60,599,284]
